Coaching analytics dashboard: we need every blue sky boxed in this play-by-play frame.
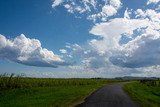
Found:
[0,0,160,78]
[0,0,94,51]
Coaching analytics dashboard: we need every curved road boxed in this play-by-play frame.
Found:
[76,82,139,107]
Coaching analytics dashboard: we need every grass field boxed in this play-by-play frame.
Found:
[0,74,120,107]
[124,81,160,107]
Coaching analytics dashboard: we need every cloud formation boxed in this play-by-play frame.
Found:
[0,34,69,67]
[52,0,122,22]
[1,0,160,77]
[110,32,160,68]
[89,9,160,68]
[109,9,160,68]
[38,0,160,77]
[89,18,156,55]
[60,0,160,71]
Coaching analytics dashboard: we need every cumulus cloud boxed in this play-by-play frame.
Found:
[0,34,69,67]
[90,19,160,68]
[52,0,122,22]
[108,9,160,68]
[66,9,160,69]
[61,14,160,72]
[110,31,160,68]
[136,10,160,27]
[88,0,122,22]
[50,0,160,77]
[89,0,122,21]
[82,2,160,68]
[89,18,152,54]
[51,0,160,77]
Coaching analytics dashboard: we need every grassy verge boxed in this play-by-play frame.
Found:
[0,75,121,107]
[123,81,160,107]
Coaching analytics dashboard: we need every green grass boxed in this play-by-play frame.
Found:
[0,85,103,107]
[124,81,160,107]
[0,75,121,107]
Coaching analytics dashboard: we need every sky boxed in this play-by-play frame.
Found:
[0,0,160,78]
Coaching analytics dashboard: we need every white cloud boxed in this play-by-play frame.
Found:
[135,9,160,23]
[87,0,122,22]
[134,66,160,77]
[109,0,121,8]
[110,30,160,68]
[0,35,7,48]
[59,49,67,54]
[102,5,117,16]
[64,3,87,14]
[52,0,122,22]
[88,7,160,69]
[52,0,64,8]
[107,9,160,68]
[89,18,151,54]
[0,34,69,67]
[147,0,160,5]
[61,11,159,70]
[50,0,160,77]
[124,8,132,19]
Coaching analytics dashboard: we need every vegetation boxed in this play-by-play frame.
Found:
[124,80,160,107]
[0,73,120,107]
[139,79,160,87]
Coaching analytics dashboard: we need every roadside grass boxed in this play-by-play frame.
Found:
[123,81,160,107]
[0,85,103,107]
[0,74,121,107]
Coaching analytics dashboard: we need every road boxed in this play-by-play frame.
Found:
[76,82,139,107]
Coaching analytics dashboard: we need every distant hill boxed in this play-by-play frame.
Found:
[115,76,160,80]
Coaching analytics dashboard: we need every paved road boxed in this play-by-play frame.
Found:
[76,82,139,107]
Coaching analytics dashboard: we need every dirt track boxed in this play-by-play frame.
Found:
[76,82,139,107]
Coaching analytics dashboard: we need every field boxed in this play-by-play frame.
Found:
[124,80,160,107]
[0,74,120,107]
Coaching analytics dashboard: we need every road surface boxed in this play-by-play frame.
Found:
[76,82,139,107]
